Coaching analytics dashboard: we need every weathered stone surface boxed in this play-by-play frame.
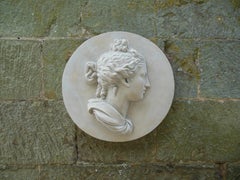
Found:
[0,0,90,37]
[0,167,39,180]
[227,164,240,180]
[81,0,156,38]
[199,41,240,98]
[1,0,239,39]
[39,164,217,179]
[77,129,157,163]
[0,40,41,100]
[0,101,76,165]
[42,39,84,99]
[1,0,240,178]
[164,39,200,98]
[156,100,240,162]
[155,0,240,38]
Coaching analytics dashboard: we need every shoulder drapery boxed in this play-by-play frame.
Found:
[88,99,133,134]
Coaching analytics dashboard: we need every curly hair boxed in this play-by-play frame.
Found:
[85,39,145,99]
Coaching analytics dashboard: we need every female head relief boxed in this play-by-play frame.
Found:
[85,39,150,135]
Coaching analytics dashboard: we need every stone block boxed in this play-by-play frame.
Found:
[1,0,239,39]
[199,41,240,98]
[39,164,217,179]
[0,167,39,180]
[0,40,41,100]
[0,0,89,37]
[42,39,84,99]
[227,164,240,180]
[164,39,200,98]
[155,0,240,38]
[156,100,240,162]
[81,0,156,38]
[77,129,156,163]
[0,101,76,165]
[127,164,217,180]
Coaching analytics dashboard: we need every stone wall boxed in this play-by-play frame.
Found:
[1,0,240,179]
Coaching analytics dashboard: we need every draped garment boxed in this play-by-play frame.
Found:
[88,99,133,134]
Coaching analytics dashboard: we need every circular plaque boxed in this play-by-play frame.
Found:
[62,31,174,142]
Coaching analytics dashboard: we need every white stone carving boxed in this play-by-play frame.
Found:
[85,39,150,134]
[62,31,174,142]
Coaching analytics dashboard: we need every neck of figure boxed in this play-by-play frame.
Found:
[106,86,129,118]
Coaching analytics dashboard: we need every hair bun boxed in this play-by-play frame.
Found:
[111,39,129,52]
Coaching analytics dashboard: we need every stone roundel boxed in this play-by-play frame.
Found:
[62,31,174,142]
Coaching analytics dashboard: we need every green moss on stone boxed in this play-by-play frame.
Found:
[157,100,240,162]
[199,41,240,98]
[42,39,85,99]
[230,0,240,9]
[164,40,200,98]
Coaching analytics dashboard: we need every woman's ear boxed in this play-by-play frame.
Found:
[121,78,130,87]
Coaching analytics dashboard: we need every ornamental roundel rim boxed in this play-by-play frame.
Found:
[62,31,174,142]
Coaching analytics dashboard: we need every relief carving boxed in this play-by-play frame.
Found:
[62,31,174,142]
[85,39,150,134]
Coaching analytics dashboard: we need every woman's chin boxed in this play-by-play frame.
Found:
[131,95,144,102]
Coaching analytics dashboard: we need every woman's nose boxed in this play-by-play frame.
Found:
[145,77,150,88]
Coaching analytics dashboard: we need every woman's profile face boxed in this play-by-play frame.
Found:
[126,64,150,101]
